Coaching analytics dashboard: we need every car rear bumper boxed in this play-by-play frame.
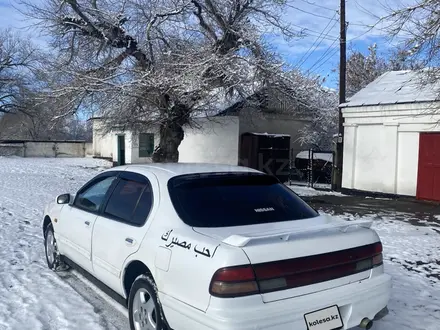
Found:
[160,273,392,330]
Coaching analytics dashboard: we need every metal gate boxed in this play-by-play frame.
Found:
[289,149,333,189]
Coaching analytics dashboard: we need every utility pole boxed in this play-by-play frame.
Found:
[332,0,346,191]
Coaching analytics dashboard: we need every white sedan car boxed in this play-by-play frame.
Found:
[43,163,391,330]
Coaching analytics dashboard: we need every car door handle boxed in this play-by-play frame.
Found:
[125,238,136,246]
[85,221,91,226]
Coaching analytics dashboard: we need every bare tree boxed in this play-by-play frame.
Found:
[0,29,77,141]
[0,41,89,141]
[0,29,38,115]
[0,89,87,141]
[20,0,301,162]
[345,43,421,98]
[346,44,388,98]
[380,1,439,59]
[287,70,338,150]
[366,2,438,83]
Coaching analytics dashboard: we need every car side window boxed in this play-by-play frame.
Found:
[75,176,118,213]
[104,178,153,226]
[132,186,154,225]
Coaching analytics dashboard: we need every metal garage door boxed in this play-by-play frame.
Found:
[416,133,440,201]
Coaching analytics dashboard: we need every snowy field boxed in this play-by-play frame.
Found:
[0,157,127,330]
[0,157,439,330]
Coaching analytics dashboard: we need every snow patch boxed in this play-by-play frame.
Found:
[247,132,291,137]
[288,185,344,197]
[0,157,117,330]
[328,213,440,330]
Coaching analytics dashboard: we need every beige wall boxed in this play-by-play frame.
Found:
[24,142,55,157]
[56,142,85,157]
[92,119,158,164]
[0,142,86,158]
[239,111,310,151]
[179,116,240,165]
[0,143,24,156]
[85,143,93,156]
[92,119,113,159]
[129,131,160,164]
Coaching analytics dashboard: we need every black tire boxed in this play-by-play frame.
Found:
[44,223,69,271]
[128,274,170,330]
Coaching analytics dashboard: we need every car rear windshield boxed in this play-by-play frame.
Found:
[167,172,319,228]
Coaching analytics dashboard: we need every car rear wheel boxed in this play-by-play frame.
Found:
[44,224,69,271]
[128,275,170,330]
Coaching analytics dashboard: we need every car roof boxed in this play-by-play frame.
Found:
[109,162,262,179]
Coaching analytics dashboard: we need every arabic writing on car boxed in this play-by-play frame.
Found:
[161,230,213,258]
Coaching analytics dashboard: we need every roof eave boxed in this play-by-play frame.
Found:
[340,98,440,108]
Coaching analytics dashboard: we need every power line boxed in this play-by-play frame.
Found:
[297,0,337,12]
[296,13,339,68]
[353,0,380,20]
[304,30,338,41]
[284,0,378,76]
[347,27,374,42]
[312,47,340,74]
[283,1,340,73]
[289,23,339,41]
[349,22,375,27]
[307,38,339,73]
[285,3,339,21]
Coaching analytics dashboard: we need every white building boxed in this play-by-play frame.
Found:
[340,70,440,202]
[91,90,313,181]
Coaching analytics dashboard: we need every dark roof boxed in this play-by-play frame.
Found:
[215,91,268,116]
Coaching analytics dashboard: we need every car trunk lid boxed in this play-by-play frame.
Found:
[194,215,381,302]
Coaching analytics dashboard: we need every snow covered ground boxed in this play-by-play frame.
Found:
[332,212,440,330]
[0,157,127,330]
[288,184,345,197]
[0,157,439,330]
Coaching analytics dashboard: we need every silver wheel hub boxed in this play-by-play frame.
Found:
[132,288,157,330]
[46,231,56,265]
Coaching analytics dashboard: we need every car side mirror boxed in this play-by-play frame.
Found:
[56,193,71,204]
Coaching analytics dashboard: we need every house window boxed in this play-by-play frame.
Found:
[139,133,155,157]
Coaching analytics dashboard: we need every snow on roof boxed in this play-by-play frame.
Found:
[192,89,245,118]
[340,70,440,108]
[114,162,262,177]
[247,132,291,137]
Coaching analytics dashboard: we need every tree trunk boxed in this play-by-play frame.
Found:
[152,121,185,163]
[152,100,191,163]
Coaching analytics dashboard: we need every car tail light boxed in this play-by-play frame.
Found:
[209,266,259,297]
[372,241,383,267]
[210,242,384,298]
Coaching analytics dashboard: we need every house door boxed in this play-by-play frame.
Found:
[117,135,126,166]
[416,133,440,201]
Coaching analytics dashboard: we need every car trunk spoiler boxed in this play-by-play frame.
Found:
[222,219,373,247]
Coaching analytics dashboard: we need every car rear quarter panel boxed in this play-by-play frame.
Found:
[152,227,251,312]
